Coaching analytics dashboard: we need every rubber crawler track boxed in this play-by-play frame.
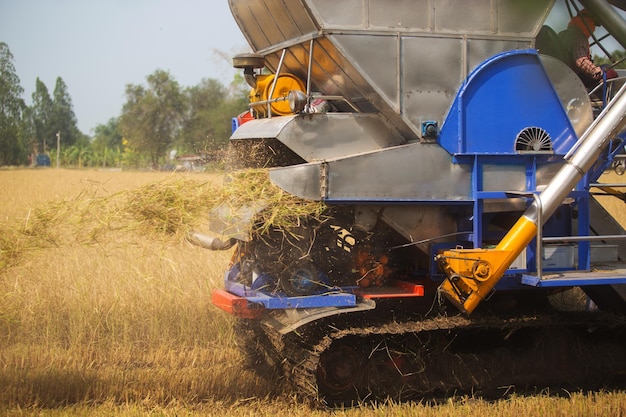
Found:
[239,312,626,406]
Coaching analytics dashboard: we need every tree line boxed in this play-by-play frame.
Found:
[1,42,84,166]
[0,42,249,169]
[3,39,626,169]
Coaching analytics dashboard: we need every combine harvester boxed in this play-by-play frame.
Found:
[204,0,626,404]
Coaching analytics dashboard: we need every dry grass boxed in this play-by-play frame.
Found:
[0,168,625,416]
[0,168,272,411]
[595,171,626,229]
[2,391,625,416]
[0,168,171,220]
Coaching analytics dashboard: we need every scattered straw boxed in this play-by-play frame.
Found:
[0,169,325,268]
[215,169,327,236]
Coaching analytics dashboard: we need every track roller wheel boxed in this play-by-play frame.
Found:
[316,344,365,404]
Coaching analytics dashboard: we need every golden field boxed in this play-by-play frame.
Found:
[1,168,625,416]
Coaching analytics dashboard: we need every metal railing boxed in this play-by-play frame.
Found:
[507,184,626,280]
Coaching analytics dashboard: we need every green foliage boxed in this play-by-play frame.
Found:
[92,118,123,167]
[119,70,186,168]
[180,78,228,152]
[0,41,249,169]
[51,77,81,147]
[60,144,93,168]
[0,42,28,165]
[118,70,248,167]
[178,75,249,154]
[30,77,55,153]
[93,117,122,149]
[593,50,626,69]
[28,76,83,163]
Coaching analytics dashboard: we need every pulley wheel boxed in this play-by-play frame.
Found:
[280,260,320,296]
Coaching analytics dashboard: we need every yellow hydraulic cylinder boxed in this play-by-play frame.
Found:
[437,216,537,314]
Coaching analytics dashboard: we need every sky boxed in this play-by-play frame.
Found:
[0,0,250,134]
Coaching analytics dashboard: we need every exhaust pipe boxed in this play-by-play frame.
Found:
[188,232,235,250]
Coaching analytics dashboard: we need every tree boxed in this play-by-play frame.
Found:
[92,117,123,167]
[593,50,626,69]
[20,106,37,160]
[181,78,227,152]
[29,76,83,160]
[51,76,81,147]
[64,144,92,168]
[179,75,249,154]
[119,70,185,167]
[0,42,27,165]
[31,77,54,154]
[93,117,122,149]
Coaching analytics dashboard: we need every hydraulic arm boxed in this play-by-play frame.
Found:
[437,83,626,315]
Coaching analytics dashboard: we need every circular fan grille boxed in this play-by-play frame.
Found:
[515,127,553,153]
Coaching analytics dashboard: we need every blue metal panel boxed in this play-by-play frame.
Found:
[521,274,626,287]
[576,195,591,271]
[439,49,578,156]
[472,156,482,249]
[588,132,626,181]
[224,278,357,309]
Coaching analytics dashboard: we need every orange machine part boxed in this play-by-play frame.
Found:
[355,247,391,288]
[211,289,264,319]
[250,73,305,116]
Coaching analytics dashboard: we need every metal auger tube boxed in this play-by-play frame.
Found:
[536,82,626,222]
[439,83,626,315]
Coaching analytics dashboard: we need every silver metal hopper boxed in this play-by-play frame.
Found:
[229,0,555,140]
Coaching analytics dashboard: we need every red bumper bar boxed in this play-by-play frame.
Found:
[211,289,264,319]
